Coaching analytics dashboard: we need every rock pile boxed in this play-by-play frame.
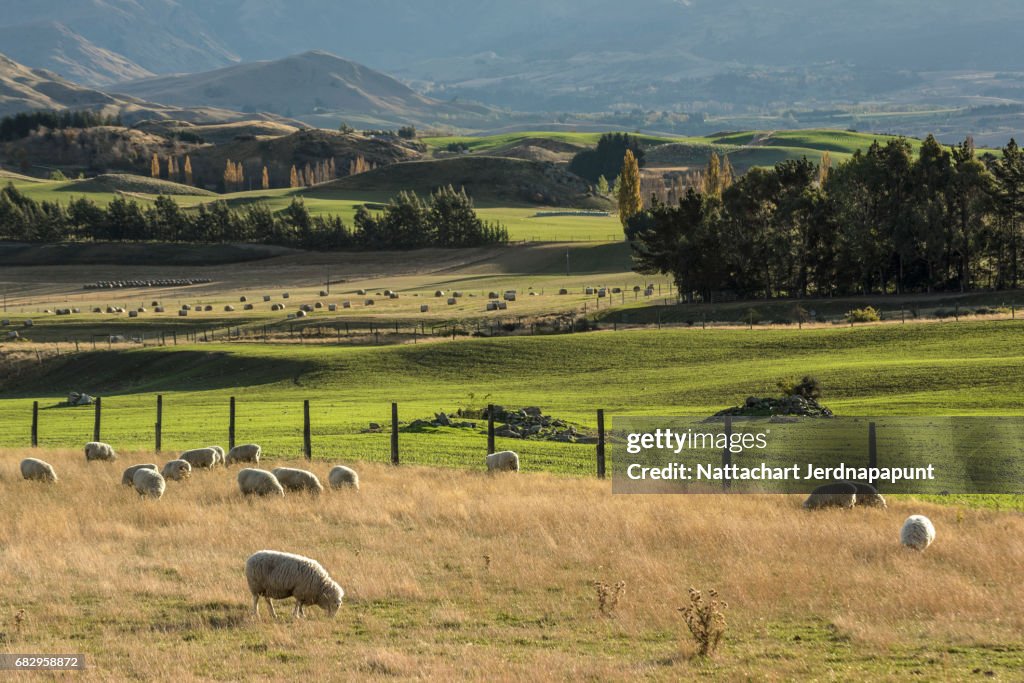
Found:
[403,406,595,443]
[715,394,834,418]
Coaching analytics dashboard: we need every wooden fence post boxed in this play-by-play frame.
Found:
[155,394,162,453]
[31,401,38,447]
[93,396,102,442]
[302,399,311,460]
[390,402,399,465]
[722,416,732,490]
[596,408,606,479]
[487,404,495,454]
[868,420,877,473]
[229,396,236,451]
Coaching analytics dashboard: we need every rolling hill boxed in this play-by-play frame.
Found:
[312,156,611,208]
[0,52,295,124]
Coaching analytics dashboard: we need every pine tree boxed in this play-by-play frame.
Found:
[184,155,193,186]
[151,153,160,179]
[616,149,643,227]
[290,165,299,188]
[262,166,270,190]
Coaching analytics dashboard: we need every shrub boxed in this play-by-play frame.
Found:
[679,587,728,657]
[593,580,625,617]
[778,375,822,399]
[845,306,880,323]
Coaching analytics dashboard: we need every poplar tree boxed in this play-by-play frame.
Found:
[289,165,299,188]
[262,166,270,190]
[184,155,193,186]
[151,153,160,178]
[616,149,642,227]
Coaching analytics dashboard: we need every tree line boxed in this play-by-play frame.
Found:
[0,110,122,142]
[629,135,1023,300]
[0,183,508,251]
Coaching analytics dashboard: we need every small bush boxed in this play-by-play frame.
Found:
[679,587,728,657]
[778,375,822,399]
[593,580,625,617]
[974,306,1011,316]
[845,306,880,323]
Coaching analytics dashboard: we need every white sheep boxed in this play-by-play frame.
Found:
[245,550,344,619]
[486,450,519,473]
[20,457,57,483]
[802,482,856,510]
[208,446,225,466]
[272,468,324,495]
[237,468,284,497]
[901,515,936,551]
[85,441,117,461]
[121,463,158,486]
[161,459,192,481]
[132,468,166,499]
[179,447,218,469]
[327,465,359,491]
[227,443,261,465]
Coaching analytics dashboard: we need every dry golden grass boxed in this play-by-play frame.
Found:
[0,448,1022,680]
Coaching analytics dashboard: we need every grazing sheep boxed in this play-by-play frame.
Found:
[180,447,218,469]
[132,468,166,499]
[208,445,225,466]
[245,550,344,619]
[20,458,57,483]
[237,468,284,497]
[161,459,192,481]
[85,441,117,461]
[328,465,359,491]
[121,463,158,486]
[849,481,887,509]
[802,482,856,510]
[227,443,261,465]
[272,468,324,495]
[901,515,936,551]
[486,450,520,473]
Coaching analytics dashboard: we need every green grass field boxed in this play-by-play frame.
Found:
[2,322,1022,495]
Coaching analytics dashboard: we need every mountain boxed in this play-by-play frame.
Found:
[0,21,153,87]
[0,0,236,74]
[115,51,497,128]
[0,52,293,124]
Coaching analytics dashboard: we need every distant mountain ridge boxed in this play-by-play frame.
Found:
[114,51,497,128]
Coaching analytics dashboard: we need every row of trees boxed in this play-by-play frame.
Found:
[629,136,1024,299]
[0,110,121,142]
[0,183,508,251]
[353,186,509,249]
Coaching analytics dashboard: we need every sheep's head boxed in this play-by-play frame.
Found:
[319,582,344,616]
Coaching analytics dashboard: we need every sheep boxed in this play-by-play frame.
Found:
[20,457,57,483]
[85,441,117,461]
[208,445,225,466]
[901,515,936,551]
[180,447,218,469]
[486,450,519,473]
[132,468,166,499]
[272,467,324,495]
[848,481,887,509]
[245,550,344,619]
[161,459,192,481]
[237,468,284,497]
[121,463,158,486]
[802,482,856,510]
[328,465,359,491]
[227,443,261,465]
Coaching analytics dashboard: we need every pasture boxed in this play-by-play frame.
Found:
[0,453,1021,679]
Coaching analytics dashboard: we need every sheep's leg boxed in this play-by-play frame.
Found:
[252,594,260,617]
[266,598,277,619]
